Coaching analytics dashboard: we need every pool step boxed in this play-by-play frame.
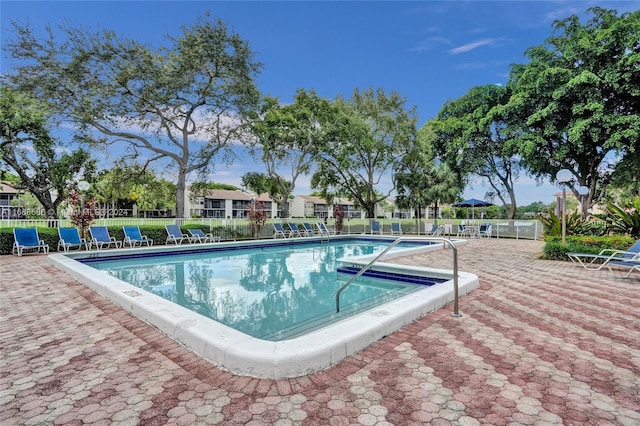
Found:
[337,266,447,286]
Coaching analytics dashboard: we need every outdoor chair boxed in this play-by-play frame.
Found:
[370,220,382,235]
[390,222,402,235]
[273,223,289,238]
[456,224,474,237]
[12,228,49,256]
[288,223,304,237]
[89,226,122,250]
[606,257,640,279]
[478,223,492,238]
[123,225,153,248]
[567,239,640,272]
[165,224,192,245]
[316,222,336,236]
[302,223,316,236]
[188,228,220,243]
[57,227,90,252]
[426,224,443,236]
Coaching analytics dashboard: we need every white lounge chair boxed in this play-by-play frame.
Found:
[188,228,220,243]
[391,222,402,235]
[89,226,122,250]
[123,225,153,247]
[273,223,289,238]
[316,222,335,236]
[288,223,304,237]
[370,220,382,235]
[606,258,640,278]
[13,228,49,256]
[302,223,316,236]
[426,225,443,236]
[478,223,492,238]
[57,227,90,252]
[165,224,192,245]
[567,239,640,272]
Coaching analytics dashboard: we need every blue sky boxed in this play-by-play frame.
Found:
[2,1,636,206]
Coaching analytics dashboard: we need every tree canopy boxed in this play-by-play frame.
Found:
[504,7,640,213]
[311,88,418,218]
[93,162,176,216]
[4,13,262,217]
[0,86,95,219]
[431,84,522,219]
[395,123,462,224]
[248,90,330,217]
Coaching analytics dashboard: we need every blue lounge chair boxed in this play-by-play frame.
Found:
[288,223,303,237]
[478,223,492,238]
[606,258,640,279]
[370,220,382,235]
[426,224,443,236]
[273,223,289,238]
[12,228,49,256]
[391,222,402,235]
[567,239,640,271]
[57,227,89,252]
[302,223,316,236]
[165,224,192,245]
[316,222,335,236]
[188,228,220,243]
[123,225,153,248]
[89,226,122,250]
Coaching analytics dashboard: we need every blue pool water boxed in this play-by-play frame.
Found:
[82,239,445,341]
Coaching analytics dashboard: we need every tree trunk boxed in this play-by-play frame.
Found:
[176,169,187,218]
[367,205,376,219]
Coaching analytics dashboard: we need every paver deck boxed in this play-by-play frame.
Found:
[1,238,638,425]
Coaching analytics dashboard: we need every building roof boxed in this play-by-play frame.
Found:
[201,189,274,202]
[295,195,356,206]
[202,189,251,201]
[298,195,326,204]
[0,182,20,194]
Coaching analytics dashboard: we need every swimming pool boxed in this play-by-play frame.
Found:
[81,240,445,341]
[49,235,479,378]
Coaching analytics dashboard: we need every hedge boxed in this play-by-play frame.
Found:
[0,225,247,255]
[543,235,635,261]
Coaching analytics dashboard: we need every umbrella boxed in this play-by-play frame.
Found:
[452,198,494,220]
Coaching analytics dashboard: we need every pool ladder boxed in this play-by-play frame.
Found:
[335,237,462,317]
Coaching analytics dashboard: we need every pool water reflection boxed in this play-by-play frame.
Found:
[84,241,441,340]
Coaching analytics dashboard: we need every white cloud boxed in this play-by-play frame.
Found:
[449,38,497,55]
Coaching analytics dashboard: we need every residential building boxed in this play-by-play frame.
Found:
[0,182,25,219]
[186,189,278,219]
[289,195,366,219]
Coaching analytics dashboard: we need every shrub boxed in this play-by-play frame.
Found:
[543,235,635,261]
[603,197,640,238]
[539,209,605,237]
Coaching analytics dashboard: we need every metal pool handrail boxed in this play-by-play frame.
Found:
[335,237,462,317]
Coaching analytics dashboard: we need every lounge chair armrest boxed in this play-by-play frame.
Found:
[598,248,633,256]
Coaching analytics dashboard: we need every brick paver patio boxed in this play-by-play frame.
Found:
[1,239,638,425]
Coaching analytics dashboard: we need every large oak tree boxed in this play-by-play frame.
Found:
[4,13,262,217]
[312,88,417,218]
[0,86,95,219]
[431,85,522,219]
[395,123,462,226]
[248,90,331,218]
[504,7,640,214]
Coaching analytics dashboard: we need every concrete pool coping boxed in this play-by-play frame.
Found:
[48,235,479,379]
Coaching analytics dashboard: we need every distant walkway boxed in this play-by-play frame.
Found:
[1,239,638,425]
